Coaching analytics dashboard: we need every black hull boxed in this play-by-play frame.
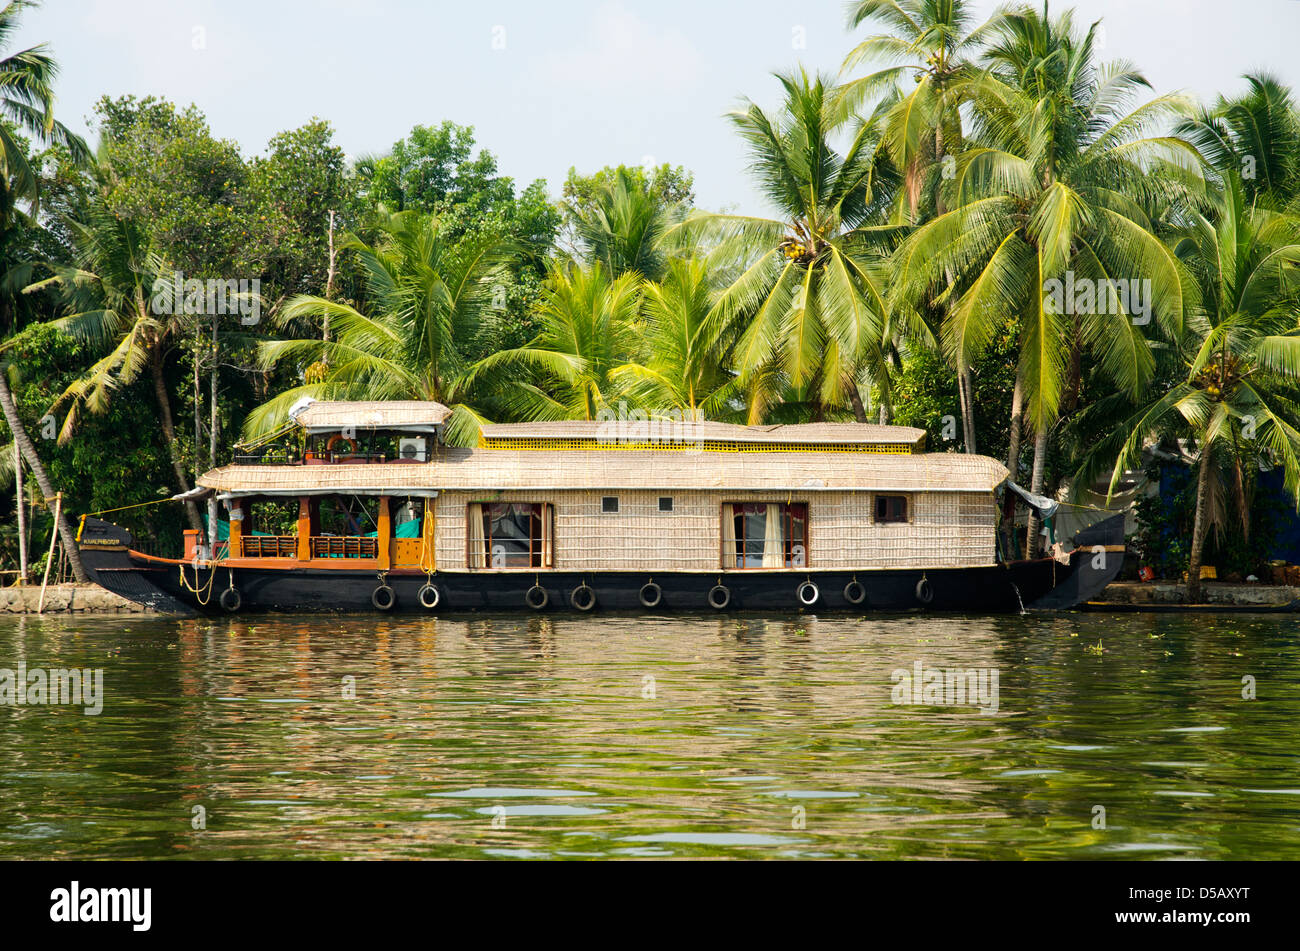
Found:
[77,516,1126,616]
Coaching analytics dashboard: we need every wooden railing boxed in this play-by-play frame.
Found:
[310,536,379,559]
[241,535,298,558]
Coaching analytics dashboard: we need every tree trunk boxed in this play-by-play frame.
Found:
[0,369,87,582]
[14,441,26,582]
[848,384,868,424]
[150,351,203,531]
[1025,425,1049,558]
[958,366,977,453]
[208,313,220,553]
[1001,376,1024,558]
[324,209,336,353]
[1187,449,1213,604]
[193,320,202,484]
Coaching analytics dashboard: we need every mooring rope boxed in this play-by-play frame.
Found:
[178,561,216,606]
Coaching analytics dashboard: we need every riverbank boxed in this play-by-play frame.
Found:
[0,583,151,614]
[1092,581,1300,611]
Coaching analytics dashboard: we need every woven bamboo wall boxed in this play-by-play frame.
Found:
[434,488,996,571]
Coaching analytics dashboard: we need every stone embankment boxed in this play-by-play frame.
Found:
[1,584,150,614]
[1096,581,1300,610]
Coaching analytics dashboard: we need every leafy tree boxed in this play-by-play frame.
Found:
[610,256,739,419]
[25,207,204,528]
[685,69,902,424]
[893,4,1198,552]
[93,96,247,278]
[563,166,682,282]
[1178,73,1300,208]
[1076,176,1300,599]
[562,162,695,215]
[243,118,361,302]
[840,0,1007,451]
[246,210,512,445]
[470,261,642,422]
[355,121,516,219]
[355,122,560,359]
[0,0,91,579]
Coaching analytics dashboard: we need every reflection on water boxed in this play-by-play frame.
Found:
[1,611,1298,859]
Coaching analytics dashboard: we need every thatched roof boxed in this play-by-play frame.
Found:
[201,448,1007,497]
[290,400,452,434]
[479,419,926,452]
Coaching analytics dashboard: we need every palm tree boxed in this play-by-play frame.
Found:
[1177,73,1300,208]
[683,68,902,424]
[0,361,84,580]
[468,261,642,422]
[25,208,203,529]
[840,0,1008,451]
[247,210,511,445]
[893,4,1198,554]
[610,256,740,419]
[840,0,1005,219]
[567,167,678,282]
[0,1,90,209]
[1076,176,1300,600]
[0,0,92,579]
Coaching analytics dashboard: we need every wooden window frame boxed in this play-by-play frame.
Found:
[723,501,809,569]
[873,494,909,524]
[471,502,553,569]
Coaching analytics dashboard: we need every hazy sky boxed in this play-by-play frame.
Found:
[16,0,1300,216]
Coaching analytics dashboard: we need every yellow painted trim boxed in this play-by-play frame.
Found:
[479,437,916,455]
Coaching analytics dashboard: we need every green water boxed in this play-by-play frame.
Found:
[1,611,1297,859]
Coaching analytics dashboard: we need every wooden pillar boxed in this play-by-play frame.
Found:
[378,495,391,570]
[228,499,245,559]
[297,497,311,561]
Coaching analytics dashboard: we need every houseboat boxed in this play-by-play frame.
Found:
[75,399,1125,614]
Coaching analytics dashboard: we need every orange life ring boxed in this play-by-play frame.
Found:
[326,433,358,455]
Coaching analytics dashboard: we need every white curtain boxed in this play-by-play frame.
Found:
[762,503,784,567]
[721,504,737,568]
[467,503,486,568]
[542,504,553,566]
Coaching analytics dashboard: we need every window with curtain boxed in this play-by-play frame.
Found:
[721,502,808,568]
[468,503,553,568]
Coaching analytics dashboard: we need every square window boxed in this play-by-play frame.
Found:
[601,496,619,514]
[658,497,673,512]
[875,495,908,523]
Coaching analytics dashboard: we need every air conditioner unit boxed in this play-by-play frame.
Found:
[398,437,427,461]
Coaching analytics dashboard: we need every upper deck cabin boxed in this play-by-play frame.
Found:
[205,400,1007,573]
[234,399,930,465]
[235,399,452,465]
